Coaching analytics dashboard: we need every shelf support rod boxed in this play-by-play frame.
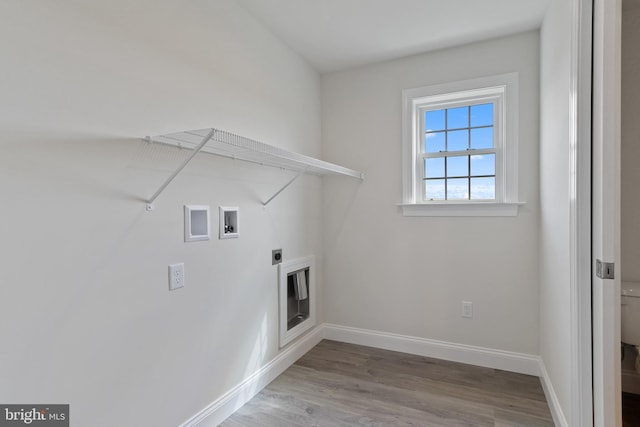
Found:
[262,169,306,206]
[146,128,216,210]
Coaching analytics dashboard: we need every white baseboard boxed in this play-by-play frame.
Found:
[180,325,324,427]
[323,323,540,376]
[538,360,569,427]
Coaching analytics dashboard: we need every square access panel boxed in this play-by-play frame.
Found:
[184,205,210,242]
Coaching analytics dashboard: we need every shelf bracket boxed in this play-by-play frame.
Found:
[146,128,216,211]
[262,169,306,206]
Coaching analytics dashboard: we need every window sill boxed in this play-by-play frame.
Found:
[399,202,525,217]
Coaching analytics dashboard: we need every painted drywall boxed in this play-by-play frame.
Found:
[0,1,323,426]
[622,0,640,283]
[321,32,540,355]
[539,0,574,423]
[621,0,640,379]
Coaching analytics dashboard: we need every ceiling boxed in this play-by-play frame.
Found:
[236,0,552,73]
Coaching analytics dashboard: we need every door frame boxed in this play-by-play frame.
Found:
[590,0,622,426]
[571,0,595,425]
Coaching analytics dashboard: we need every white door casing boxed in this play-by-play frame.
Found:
[592,0,622,426]
[571,0,594,425]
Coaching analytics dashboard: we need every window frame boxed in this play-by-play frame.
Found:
[401,73,522,217]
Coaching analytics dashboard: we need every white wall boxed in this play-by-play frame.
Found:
[321,32,540,355]
[539,0,574,423]
[0,1,323,426]
[621,0,640,377]
[622,0,640,283]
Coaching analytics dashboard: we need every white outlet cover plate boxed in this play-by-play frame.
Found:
[462,301,473,318]
[169,263,185,290]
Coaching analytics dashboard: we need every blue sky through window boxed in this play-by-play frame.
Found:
[448,130,468,151]
[423,102,496,201]
[447,107,468,128]
[470,103,493,127]
[470,154,495,176]
[447,156,468,177]
[425,110,445,131]
[424,103,494,152]
[425,132,445,152]
[470,127,493,149]
[425,179,495,200]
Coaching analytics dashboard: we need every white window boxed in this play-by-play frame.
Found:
[401,73,522,216]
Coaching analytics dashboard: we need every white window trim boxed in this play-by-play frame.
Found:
[401,72,524,217]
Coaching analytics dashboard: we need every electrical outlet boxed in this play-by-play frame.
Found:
[169,263,185,290]
[462,301,473,318]
[272,249,283,265]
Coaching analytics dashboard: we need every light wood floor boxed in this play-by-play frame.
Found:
[221,340,554,427]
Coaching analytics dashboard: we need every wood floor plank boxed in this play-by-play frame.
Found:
[273,365,495,426]
[494,408,555,427]
[220,340,554,427]
[296,343,550,419]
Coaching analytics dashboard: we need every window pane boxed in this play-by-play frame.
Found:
[425,179,445,200]
[425,109,445,131]
[447,178,468,200]
[425,131,445,153]
[470,154,495,176]
[425,157,445,178]
[447,130,468,151]
[470,103,493,127]
[447,106,468,129]
[446,155,468,177]
[470,177,495,200]
[470,127,493,149]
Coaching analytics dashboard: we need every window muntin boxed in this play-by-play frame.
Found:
[420,102,497,201]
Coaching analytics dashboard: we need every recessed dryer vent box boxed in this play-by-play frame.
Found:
[219,206,239,239]
[184,205,210,242]
[279,255,315,347]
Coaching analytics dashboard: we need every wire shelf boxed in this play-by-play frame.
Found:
[144,127,364,208]
[148,128,364,179]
